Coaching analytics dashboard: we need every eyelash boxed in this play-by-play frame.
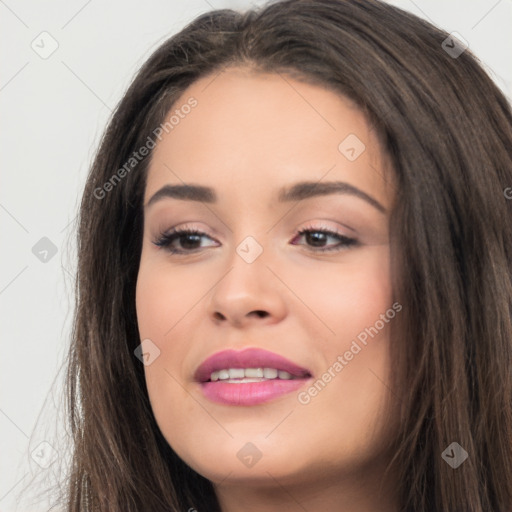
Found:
[153,224,358,255]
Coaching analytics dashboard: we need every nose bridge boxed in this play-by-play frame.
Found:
[219,231,269,297]
[223,199,272,266]
[207,227,287,326]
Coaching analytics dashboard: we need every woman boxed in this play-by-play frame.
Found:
[64,0,512,510]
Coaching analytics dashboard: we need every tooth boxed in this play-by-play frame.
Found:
[263,368,278,379]
[228,368,245,379]
[245,368,264,378]
[228,378,262,383]
[218,369,230,380]
[211,367,294,381]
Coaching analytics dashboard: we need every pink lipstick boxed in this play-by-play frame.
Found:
[194,348,312,406]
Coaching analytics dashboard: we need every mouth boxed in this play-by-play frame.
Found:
[194,348,312,406]
[208,367,303,383]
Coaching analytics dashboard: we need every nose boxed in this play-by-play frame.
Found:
[207,250,288,329]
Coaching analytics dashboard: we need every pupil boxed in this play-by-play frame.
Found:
[307,232,326,247]
[181,234,200,249]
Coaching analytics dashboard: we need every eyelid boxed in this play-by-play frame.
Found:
[155,220,351,241]
[155,222,216,238]
[293,219,356,238]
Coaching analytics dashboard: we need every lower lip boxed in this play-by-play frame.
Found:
[200,379,309,406]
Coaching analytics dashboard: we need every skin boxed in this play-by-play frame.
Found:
[136,66,400,512]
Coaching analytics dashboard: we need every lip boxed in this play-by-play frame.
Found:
[194,348,312,382]
[194,348,313,406]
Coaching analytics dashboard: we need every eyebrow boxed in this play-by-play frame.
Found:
[145,180,386,213]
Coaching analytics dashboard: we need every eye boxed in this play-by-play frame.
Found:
[152,227,218,255]
[153,223,359,255]
[291,224,358,253]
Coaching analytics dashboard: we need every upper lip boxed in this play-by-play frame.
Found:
[194,348,312,382]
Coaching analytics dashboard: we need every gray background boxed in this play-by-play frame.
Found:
[1,0,511,510]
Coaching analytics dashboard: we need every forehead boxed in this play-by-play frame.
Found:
[145,67,393,210]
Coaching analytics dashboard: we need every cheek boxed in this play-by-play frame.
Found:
[136,255,205,339]
[135,274,168,339]
[291,246,395,432]
[135,260,191,372]
[289,246,392,340]
[135,260,198,446]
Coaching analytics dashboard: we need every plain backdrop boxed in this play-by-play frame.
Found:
[1,0,511,510]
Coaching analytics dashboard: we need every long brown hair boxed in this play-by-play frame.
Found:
[62,1,512,510]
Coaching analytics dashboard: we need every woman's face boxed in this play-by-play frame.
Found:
[136,67,398,491]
